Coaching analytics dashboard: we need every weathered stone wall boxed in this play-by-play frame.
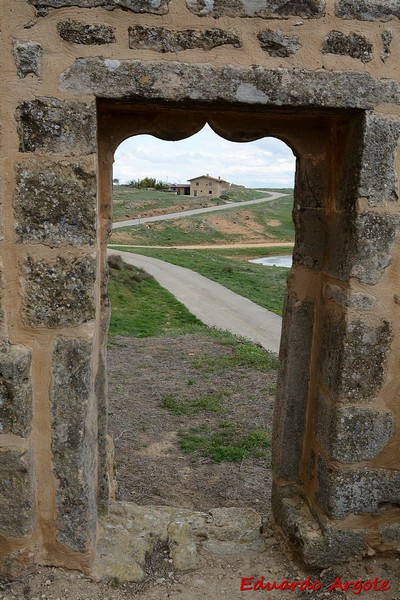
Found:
[0,0,399,577]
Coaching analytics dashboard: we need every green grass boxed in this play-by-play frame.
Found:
[109,247,290,315]
[161,391,225,415]
[178,422,270,462]
[108,262,206,338]
[192,343,278,373]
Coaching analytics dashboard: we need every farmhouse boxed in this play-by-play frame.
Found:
[188,174,230,197]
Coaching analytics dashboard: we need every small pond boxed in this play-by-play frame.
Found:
[249,255,292,268]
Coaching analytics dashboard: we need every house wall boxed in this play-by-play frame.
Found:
[190,177,229,197]
[0,0,399,578]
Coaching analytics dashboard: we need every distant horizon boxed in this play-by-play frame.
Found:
[113,124,296,190]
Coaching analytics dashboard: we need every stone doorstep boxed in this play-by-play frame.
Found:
[92,501,265,582]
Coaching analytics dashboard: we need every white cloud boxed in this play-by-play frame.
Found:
[113,124,296,188]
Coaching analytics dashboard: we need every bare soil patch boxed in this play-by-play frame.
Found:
[107,334,275,512]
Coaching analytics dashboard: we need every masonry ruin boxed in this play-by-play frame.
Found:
[1,0,400,580]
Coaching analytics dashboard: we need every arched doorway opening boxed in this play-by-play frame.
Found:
[96,100,368,567]
[107,126,295,511]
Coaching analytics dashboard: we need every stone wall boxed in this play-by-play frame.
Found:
[0,0,399,577]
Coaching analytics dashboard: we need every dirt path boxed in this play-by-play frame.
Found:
[112,191,287,229]
[108,249,282,353]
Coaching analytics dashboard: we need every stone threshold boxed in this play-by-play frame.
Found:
[93,501,265,582]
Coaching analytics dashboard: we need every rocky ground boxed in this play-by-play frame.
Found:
[1,335,399,599]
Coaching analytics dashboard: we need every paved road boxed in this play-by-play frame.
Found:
[112,191,286,229]
[108,249,282,354]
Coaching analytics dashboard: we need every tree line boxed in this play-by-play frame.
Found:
[113,177,169,190]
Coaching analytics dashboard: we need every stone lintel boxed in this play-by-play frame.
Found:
[60,60,400,110]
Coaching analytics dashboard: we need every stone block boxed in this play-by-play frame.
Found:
[319,315,392,402]
[292,208,325,270]
[379,524,400,542]
[57,20,115,44]
[16,98,96,155]
[322,31,373,63]
[0,343,32,438]
[21,255,96,328]
[315,397,394,463]
[29,0,170,14]
[272,484,368,567]
[351,213,400,284]
[381,29,393,61]
[272,295,314,481]
[316,458,400,519]
[96,350,110,515]
[186,0,326,18]
[257,30,300,57]
[0,447,34,537]
[13,41,42,78]
[51,338,96,552]
[335,0,400,21]
[60,59,400,110]
[15,161,96,246]
[358,113,400,207]
[128,26,240,52]
[324,284,376,311]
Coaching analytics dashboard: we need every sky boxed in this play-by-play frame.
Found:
[113,124,296,189]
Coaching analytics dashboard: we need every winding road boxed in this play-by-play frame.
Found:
[108,249,283,354]
[112,191,286,229]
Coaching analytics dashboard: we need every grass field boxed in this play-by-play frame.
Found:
[110,189,294,246]
[112,185,267,221]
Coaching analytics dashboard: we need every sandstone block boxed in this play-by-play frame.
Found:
[60,59,400,110]
[335,0,400,21]
[257,29,300,57]
[322,31,373,62]
[292,208,325,270]
[15,161,96,246]
[358,113,400,206]
[0,344,32,437]
[16,98,96,155]
[272,484,367,567]
[315,399,394,463]
[272,295,314,480]
[29,0,169,14]
[21,255,96,328]
[57,20,115,44]
[13,41,42,78]
[324,284,376,311]
[316,458,400,518]
[0,447,34,537]
[319,315,392,402]
[129,26,240,52]
[51,338,96,552]
[186,0,326,18]
[351,213,400,284]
